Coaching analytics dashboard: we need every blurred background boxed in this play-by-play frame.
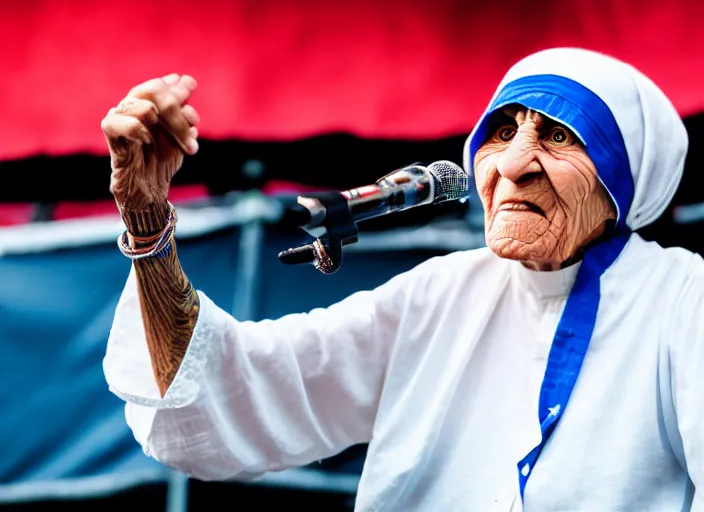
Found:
[0,0,703,510]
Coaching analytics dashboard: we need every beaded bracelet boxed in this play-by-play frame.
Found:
[117,202,178,260]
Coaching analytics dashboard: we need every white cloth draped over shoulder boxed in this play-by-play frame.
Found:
[104,48,704,511]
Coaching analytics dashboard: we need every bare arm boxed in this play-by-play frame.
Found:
[102,73,202,396]
[120,204,199,396]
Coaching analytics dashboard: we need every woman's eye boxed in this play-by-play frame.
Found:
[496,125,516,142]
[547,127,574,146]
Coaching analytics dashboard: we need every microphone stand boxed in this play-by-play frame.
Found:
[277,191,359,275]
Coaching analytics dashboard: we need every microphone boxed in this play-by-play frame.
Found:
[278,160,468,270]
[284,160,468,233]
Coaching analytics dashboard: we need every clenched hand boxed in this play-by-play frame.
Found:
[101,73,200,210]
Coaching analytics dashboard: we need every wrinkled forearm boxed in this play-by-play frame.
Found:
[121,202,200,397]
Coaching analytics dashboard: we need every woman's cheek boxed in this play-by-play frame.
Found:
[474,154,498,209]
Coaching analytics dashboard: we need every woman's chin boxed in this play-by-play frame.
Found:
[487,236,553,265]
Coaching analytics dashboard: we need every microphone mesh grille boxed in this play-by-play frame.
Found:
[427,160,469,203]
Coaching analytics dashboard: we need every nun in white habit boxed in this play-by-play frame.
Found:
[104,48,704,511]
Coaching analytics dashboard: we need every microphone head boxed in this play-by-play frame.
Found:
[427,160,469,203]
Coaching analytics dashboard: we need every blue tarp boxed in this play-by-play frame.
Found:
[0,223,452,501]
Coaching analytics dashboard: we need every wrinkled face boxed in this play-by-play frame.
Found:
[474,107,617,270]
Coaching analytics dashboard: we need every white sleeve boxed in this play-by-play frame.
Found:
[103,263,416,481]
[668,252,704,504]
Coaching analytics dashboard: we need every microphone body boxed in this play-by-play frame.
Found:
[340,164,435,222]
[278,160,468,270]
[289,164,440,233]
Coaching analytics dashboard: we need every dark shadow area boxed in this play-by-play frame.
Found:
[1,115,702,253]
[0,134,467,202]
[0,481,354,511]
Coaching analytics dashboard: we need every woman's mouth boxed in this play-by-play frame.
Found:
[497,201,545,216]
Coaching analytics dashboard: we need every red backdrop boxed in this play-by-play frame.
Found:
[2,0,704,162]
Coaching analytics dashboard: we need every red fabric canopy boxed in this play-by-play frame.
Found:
[2,0,704,161]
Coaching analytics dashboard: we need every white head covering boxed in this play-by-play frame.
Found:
[462,47,687,230]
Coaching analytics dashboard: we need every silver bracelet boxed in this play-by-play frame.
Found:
[117,202,178,260]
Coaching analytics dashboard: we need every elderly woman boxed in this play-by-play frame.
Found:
[103,48,704,510]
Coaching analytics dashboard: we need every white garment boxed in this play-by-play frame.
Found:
[104,233,704,511]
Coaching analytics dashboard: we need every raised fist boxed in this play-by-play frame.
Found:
[101,73,200,210]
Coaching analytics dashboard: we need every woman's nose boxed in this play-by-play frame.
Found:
[496,129,542,183]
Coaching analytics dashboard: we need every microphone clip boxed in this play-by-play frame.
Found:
[278,191,359,275]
